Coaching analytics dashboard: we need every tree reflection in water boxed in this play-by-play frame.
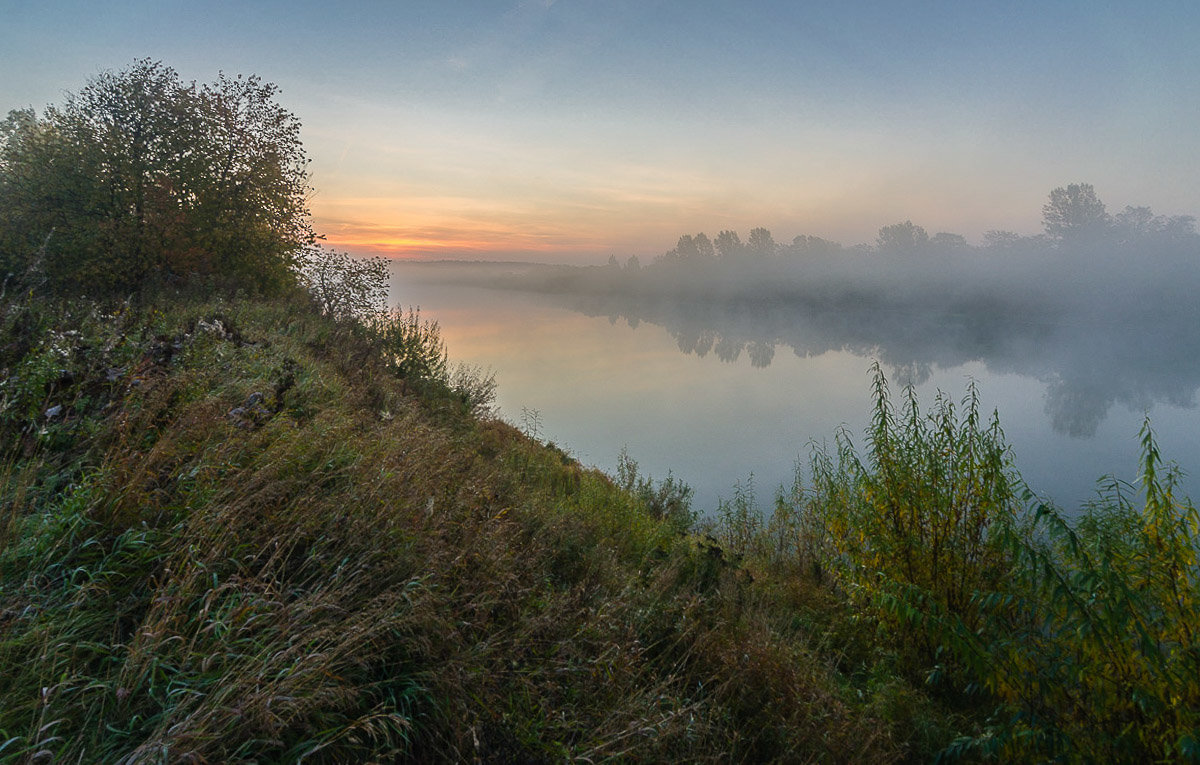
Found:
[566,290,1200,439]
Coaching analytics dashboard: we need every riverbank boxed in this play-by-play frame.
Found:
[0,286,928,761]
[2,283,1197,762]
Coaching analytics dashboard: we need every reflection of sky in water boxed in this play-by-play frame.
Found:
[391,277,1200,514]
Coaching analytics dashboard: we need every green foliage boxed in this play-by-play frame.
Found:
[0,292,151,457]
[713,474,764,559]
[0,60,313,295]
[290,245,497,417]
[365,307,449,386]
[615,447,695,533]
[940,423,1200,762]
[736,366,1200,761]
[358,305,496,418]
[796,364,1021,631]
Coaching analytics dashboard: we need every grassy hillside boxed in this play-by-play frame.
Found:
[0,285,932,762]
[5,281,1200,763]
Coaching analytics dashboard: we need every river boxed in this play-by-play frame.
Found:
[390,261,1200,515]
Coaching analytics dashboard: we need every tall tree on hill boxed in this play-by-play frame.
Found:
[0,59,313,294]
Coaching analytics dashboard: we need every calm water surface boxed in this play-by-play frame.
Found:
[390,266,1200,514]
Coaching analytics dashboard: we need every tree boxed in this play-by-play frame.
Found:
[788,234,841,257]
[0,60,313,294]
[1114,205,1155,235]
[1114,205,1198,244]
[673,234,701,260]
[660,233,714,263]
[930,232,969,252]
[1158,215,1198,241]
[1042,182,1109,243]
[746,227,777,258]
[876,220,929,252]
[294,246,388,320]
[0,107,101,281]
[983,230,1022,249]
[692,232,715,259]
[714,230,743,259]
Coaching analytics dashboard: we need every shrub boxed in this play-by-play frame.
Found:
[796,363,1021,633]
[615,448,695,533]
[366,307,449,386]
[944,422,1200,762]
[294,246,389,321]
[778,367,1200,761]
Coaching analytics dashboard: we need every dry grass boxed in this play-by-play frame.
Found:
[0,289,907,762]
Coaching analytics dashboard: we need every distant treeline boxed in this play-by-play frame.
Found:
[480,183,1199,320]
[425,184,1200,439]
[649,181,1195,266]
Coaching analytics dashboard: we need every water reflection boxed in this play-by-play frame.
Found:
[562,292,1200,438]
[390,262,1200,511]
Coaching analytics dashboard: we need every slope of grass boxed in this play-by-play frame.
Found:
[10,282,1191,762]
[0,287,917,762]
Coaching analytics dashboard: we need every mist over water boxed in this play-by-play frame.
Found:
[389,190,1200,511]
[389,267,1199,514]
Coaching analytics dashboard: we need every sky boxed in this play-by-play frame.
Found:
[3,0,1200,262]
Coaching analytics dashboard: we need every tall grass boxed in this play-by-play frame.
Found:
[0,287,902,762]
